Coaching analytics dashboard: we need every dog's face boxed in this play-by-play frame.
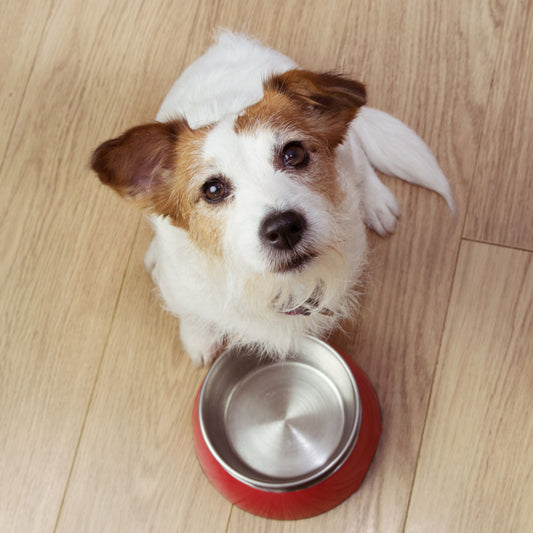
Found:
[92,70,366,298]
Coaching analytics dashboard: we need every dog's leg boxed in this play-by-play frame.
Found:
[359,150,401,236]
[144,238,222,365]
[345,127,401,236]
[179,317,223,366]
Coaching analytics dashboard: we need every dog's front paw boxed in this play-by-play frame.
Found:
[179,318,223,366]
[363,173,401,236]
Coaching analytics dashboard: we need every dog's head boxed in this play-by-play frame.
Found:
[92,70,366,318]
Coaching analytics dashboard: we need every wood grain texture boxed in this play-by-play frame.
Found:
[1,0,531,531]
[0,0,53,162]
[405,241,533,533]
[211,0,354,70]
[322,6,505,532]
[465,0,533,251]
[0,0,197,531]
[0,0,142,530]
[55,225,232,533]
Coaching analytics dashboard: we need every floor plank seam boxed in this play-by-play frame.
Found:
[400,234,467,533]
[461,236,533,255]
[224,504,234,533]
[52,215,142,533]
[50,9,214,529]
[396,7,516,519]
[459,0,513,246]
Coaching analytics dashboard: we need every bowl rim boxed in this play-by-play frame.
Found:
[197,335,362,492]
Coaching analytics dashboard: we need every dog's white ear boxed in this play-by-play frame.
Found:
[266,70,366,146]
[91,121,182,216]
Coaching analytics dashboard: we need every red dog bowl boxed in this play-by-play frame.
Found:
[192,336,381,520]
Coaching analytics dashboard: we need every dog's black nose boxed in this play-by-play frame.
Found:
[260,210,307,250]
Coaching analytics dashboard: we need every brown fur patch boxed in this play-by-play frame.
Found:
[172,126,231,254]
[91,121,182,215]
[91,121,227,255]
[235,70,366,206]
[258,69,366,147]
[163,124,210,227]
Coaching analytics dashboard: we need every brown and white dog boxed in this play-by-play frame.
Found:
[91,31,454,365]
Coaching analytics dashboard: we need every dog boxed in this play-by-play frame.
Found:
[91,31,454,365]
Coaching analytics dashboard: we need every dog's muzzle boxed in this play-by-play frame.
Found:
[259,209,314,273]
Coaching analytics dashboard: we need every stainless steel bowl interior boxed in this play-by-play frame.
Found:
[198,336,361,491]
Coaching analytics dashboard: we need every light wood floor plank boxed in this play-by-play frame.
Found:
[51,1,231,532]
[464,0,533,250]
[212,0,354,71]
[405,241,533,533]
[55,225,232,533]
[0,0,198,531]
[0,0,53,162]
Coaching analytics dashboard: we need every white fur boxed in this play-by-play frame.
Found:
[145,31,453,364]
[352,107,455,214]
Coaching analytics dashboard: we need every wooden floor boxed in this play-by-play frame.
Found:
[1,0,532,531]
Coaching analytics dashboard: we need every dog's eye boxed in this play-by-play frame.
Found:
[201,177,230,204]
[282,142,309,168]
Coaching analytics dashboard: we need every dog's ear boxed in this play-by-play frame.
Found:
[91,121,182,216]
[266,70,366,146]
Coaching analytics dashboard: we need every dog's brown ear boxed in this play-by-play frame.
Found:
[91,121,182,214]
[266,70,366,146]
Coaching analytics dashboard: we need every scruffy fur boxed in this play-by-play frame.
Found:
[91,31,454,365]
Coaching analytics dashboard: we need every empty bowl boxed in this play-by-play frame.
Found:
[192,336,381,520]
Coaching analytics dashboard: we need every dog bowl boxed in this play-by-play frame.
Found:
[192,336,381,520]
